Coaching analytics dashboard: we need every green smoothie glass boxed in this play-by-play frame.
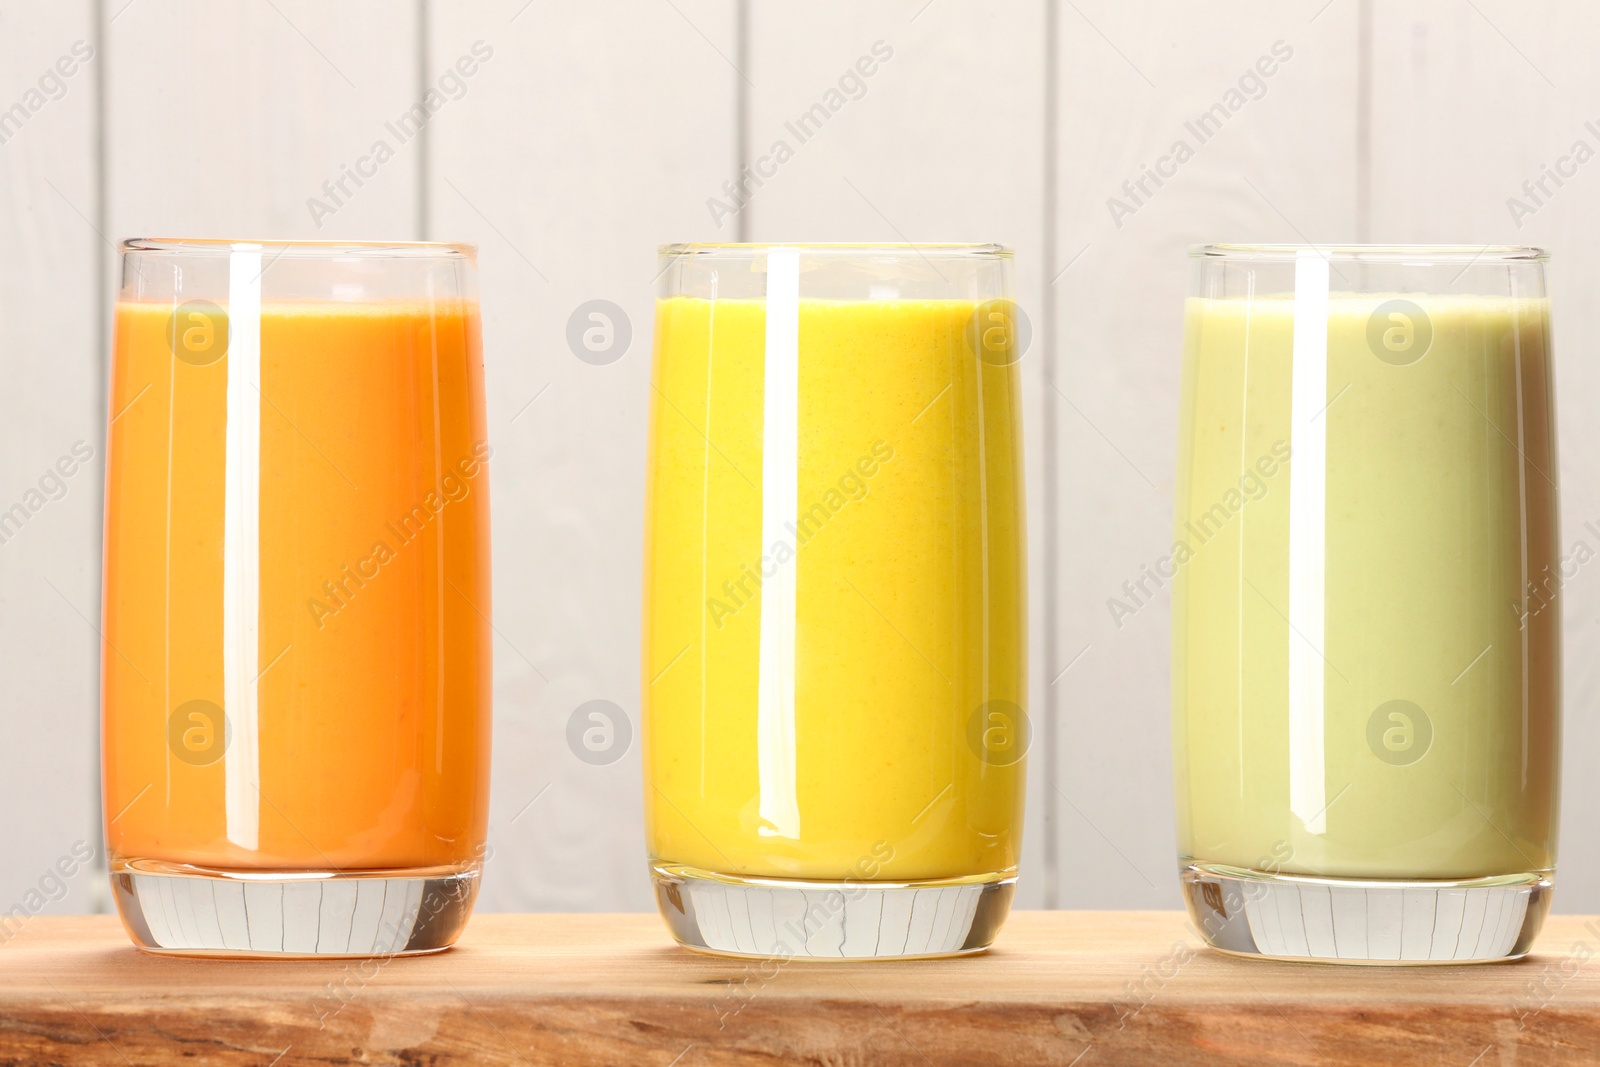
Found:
[1173,245,1559,963]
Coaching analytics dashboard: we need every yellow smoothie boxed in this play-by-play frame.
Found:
[643,296,1026,882]
[1173,293,1559,880]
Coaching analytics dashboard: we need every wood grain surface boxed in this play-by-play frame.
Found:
[3,910,1598,1065]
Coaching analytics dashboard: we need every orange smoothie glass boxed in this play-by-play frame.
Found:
[102,239,491,956]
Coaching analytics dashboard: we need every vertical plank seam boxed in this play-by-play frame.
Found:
[1356,0,1372,242]
[417,0,430,241]
[1040,0,1060,911]
[89,0,110,913]
[734,0,750,242]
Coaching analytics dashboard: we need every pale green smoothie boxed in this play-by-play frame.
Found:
[1173,293,1559,880]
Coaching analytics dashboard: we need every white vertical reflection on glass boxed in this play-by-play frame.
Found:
[224,245,263,851]
[424,274,447,777]
[1508,279,1531,792]
[700,273,721,798]
[757,249,801,839]
[1288,251,1330,834]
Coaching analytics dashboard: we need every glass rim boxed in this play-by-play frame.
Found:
[1190,243,1548,263]
[120,237,477,259]
[658,242,1012,258]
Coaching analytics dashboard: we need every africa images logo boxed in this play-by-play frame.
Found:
[306,442,492,629]
[705,441,894,629]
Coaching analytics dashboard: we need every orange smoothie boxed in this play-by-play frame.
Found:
[103,299,492,872]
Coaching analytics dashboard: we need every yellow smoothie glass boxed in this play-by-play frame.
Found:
[644,245,1027,958]
[1174,245,1559,963]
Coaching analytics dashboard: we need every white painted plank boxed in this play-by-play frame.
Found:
[925,884,961,954]
[106,0,419,239]
[840,888,884,957]
[944,888,976,955]
[130,875,173,947]
[1455,888,1490,961]
[374,875,415,955]
[1469,890,1506,960]
[1400,888,1437,961]
[1273,883,1310,957]
[1430,887,1468,962]
[770,886,807,953]
[876,886,915,956]
[746,886,779,955]
[427,0,737,913]
[91,0,423,929]
[1331,884,1368,959]
[1368,0,1595,913]
[0,0,103,920]
[904,886,938,954]
[213,877,250,952]
[1056,0,1362,908]
[243,880,284,952]
[1299,883,1337,957]
[745,0,1049,909]
[723,881,756,956]
[1366,888,1403,961]
[281,881,321,953]
[185,876,225,949]
[690,880,735,952]
[316,880,359,954]
[346,877,388,956]
[801,888,846,958]
[1242,885,1276,956]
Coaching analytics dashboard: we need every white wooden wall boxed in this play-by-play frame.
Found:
[2,0,1598,917]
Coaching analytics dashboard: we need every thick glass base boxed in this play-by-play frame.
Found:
[1182,862,1552,964]
[110,859,480,957]
[651,864,1014,960]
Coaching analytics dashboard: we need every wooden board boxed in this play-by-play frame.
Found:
[4,911,1599,1065]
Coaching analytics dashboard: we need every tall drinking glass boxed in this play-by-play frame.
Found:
[103,239,491,956]
[1174,245,1558,963]
[644,244,1027,959]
